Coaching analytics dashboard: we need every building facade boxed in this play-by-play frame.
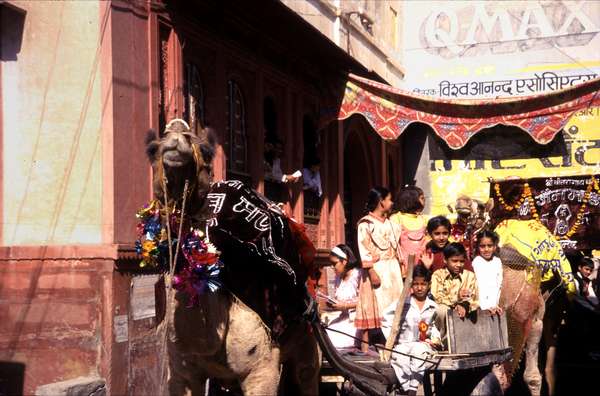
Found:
[0,0,405,393]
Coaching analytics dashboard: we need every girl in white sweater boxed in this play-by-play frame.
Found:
[472,230,503,316]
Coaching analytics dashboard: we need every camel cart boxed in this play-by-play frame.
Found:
[311,256,512,396]
[313,70,600,395]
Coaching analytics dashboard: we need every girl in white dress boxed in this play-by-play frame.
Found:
[325,244,361,349]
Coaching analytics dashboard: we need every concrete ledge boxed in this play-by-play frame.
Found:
[35,376,106,396]
[0,245,119,261]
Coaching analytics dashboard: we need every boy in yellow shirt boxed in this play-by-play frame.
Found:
[431,242,479,344]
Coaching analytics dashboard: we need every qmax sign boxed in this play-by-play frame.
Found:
[423,1,600,56]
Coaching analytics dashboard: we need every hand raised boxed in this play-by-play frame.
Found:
[421,251,434,269]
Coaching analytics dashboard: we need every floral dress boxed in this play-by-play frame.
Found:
[355,213,403,329]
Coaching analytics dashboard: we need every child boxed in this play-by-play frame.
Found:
[355,187,402,353]
[324,244,361,349]
[389,265,441,396]
[420,216,473,272]
[574,257,599,308]
[390,186,428,276]
[472,230,503,315]
[431,243,479,342]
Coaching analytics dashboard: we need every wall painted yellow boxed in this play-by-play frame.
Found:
[1,2,103,245]
[430,108,600,215]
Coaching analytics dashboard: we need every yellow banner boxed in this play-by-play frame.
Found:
[430,107,600,215]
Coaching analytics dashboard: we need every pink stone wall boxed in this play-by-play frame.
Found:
[0,248,114,394]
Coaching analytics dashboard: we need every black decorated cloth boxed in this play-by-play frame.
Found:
[204,180,309,336]
[490,174,600,252]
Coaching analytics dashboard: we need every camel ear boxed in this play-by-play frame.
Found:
[485,198,494,213]
[447,204,454,213]
[145,129,160,161]
[198,126,217,163]
[470,200,478,214]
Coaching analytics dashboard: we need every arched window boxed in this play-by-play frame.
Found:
[184,62,205,133]
[303,114,321,222]
[225,79,248,177]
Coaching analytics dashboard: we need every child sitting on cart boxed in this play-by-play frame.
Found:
[431,242,479,344]
[420,216,474,272]
[389,265,442,396]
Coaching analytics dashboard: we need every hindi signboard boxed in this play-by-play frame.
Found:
[490,174,600,251]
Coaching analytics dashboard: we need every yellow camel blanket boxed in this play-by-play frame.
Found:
[495,219,576,295]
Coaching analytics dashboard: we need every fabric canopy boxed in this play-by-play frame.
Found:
[337,73,600,149]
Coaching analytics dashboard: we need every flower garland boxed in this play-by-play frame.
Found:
[135,200,223,303]
[493,177,599,240]
[493,182,527,212]
[173,229,222,307]
[135,200,170,268]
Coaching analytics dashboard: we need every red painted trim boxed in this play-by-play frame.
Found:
[166,23,184,120]
[334,120,345,245]
[148,13,160,135]
[0,244,119,261]
[100,1,114,245]
[0,35,3,245]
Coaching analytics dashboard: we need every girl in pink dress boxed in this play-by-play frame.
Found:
[390,185,428,277]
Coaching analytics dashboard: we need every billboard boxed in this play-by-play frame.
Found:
[400,1,600,214]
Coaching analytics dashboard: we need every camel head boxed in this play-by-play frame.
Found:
[145,119,216,221]
[449,194,494,235]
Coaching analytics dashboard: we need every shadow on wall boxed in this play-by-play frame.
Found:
[0,361,25,395]
[0,3,26,61]
[401,122,428,185]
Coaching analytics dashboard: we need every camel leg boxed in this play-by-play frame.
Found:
[167,346,208,396]
[523,317,543,396]
[186,372,208,396]
[240,347,281,396]
[280,325,320,396]
[544,345,557,396]
[167,354,192,396]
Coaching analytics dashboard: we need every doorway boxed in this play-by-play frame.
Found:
[343,131,372,252]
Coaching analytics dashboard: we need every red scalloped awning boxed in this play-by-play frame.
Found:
[337,73,600,149]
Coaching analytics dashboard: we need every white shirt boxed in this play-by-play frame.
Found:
[472,256,503,311]
[381,296,440,343]
[302,167,322,196]
[334,268,360,303]
[577,270,599,306]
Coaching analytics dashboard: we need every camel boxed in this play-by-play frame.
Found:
[457,191,575,396]
[145,119,319,395]
[494,218,575,396]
